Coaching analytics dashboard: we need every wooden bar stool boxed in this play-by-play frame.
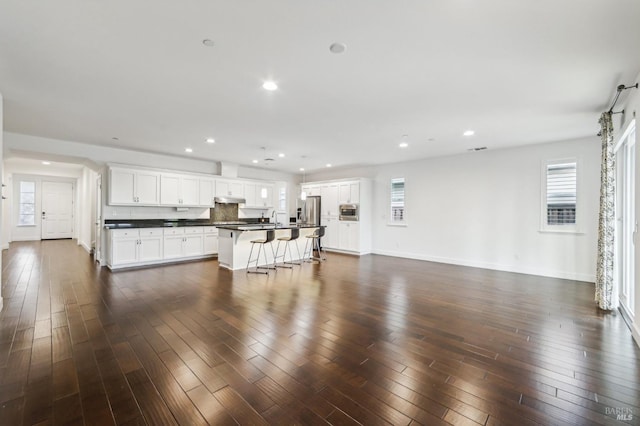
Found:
[246,230,276,274]
[303,227,326,262]
[274,228,302,268]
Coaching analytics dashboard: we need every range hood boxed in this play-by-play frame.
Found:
[215,196,246,204]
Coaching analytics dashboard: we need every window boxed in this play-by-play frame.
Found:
[390,178,405,224]
[542,159,578,231]
[18,181,36,226]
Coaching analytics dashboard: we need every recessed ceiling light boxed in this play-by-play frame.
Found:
[185,148,193,153]
[299,167,305,172]
[399,142,409,148]
[262,81,278,91]
[326,163,332,168]
[202,39,215,47]
[252,159,259,164]
[463,130,475,136]
[329,42,347,54]
[278,153,285,158]
[42,161,51,165]
[205,137,215,144]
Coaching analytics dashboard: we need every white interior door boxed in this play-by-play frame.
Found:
[41,181,74,239]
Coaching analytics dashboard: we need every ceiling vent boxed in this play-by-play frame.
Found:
[467,146,487,152]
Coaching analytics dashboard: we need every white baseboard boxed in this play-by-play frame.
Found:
[79,241,92,253]
[631,322,640,349]
[11,236,40,242]
[371,249,595,282]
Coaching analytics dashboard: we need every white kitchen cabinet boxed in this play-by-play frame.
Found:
[108,228,164,267]
[203,227,219,255]
[321,216,339,249]
[109,167,160,206]
[111,234,138,266]
[242,182,274,208]
[302,184,321,197]
[160,173,200,206]
[256,184,274,208]
[163,227,204,259]
[216,180,244,198]
[138,229,164,262]
[199,178,215,206]
[320,184,339,216]
[338,222,359,252]
[339,182,360,204]
[244,183,257,206]
[163,228,185,259]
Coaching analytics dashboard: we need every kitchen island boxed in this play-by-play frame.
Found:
[217,224,322,270]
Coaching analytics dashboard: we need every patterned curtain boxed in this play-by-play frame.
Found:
[595,112,617,310]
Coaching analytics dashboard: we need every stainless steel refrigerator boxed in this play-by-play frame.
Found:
[298,196,321,226]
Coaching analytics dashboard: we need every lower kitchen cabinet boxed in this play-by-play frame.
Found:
[107,226,218,269]
[204,227,219,255]
[321,216,339,249]
[163,227,204,259]
[110,228,163,266]
[338,222,360,252]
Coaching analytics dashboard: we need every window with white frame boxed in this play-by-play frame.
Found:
[390,177,406,224]
[18,181,36,226]
[541,159,578,231]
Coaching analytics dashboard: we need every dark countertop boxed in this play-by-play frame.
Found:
[216,224,323,231]
[103,219,309,230]
[104,219,244,230]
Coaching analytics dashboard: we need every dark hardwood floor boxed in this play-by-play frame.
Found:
[0,240,638,425]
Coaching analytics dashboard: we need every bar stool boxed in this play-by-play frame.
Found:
[246,230,276,274]
[303,227,326,262]
[274,228,302,268]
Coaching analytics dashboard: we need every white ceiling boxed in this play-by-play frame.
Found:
[1,1,639,174]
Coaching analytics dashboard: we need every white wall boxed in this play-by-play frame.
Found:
[77,167,99,253]
[309,137,600,282]
[619,71,640,346]
[4,132,300,216]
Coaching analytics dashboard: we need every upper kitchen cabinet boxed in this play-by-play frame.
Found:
[256,184,274,208]
[243,182,257,207]
[320,184,339,216]
[339,182,359,204]
[199,177,215,206]
[216,179,244,198]
[109,167,160,206]
[242,182,274,208]
[302,184,321,197]
[160,173,200,206]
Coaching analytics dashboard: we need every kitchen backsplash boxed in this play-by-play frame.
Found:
[103,206,210,220]
[211,203,238,222]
